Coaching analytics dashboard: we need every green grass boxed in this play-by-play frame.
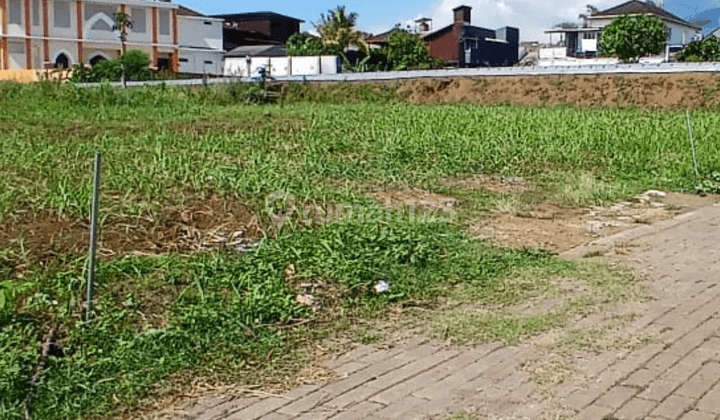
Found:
[432,260,645,345]
[0,81,717,420]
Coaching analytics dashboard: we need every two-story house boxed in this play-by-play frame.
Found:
[545,0,702,59]
[0,0,224,74]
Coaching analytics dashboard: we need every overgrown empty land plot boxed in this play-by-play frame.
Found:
[1,81,719,420]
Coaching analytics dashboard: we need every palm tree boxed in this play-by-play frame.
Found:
[316,6,368,59]
[113,11,133,56]
[112,11,132,86]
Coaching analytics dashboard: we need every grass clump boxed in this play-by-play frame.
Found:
[1,219,548,420]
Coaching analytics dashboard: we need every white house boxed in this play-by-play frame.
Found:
[544,0,702,59]
[0,0,224,74]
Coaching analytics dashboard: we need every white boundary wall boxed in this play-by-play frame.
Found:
[82,62,720,88]
[224,55,341,77]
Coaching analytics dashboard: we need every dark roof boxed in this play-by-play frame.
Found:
[223,27,282,46]
[366,28,402,44]
[592,0,699,28]
[211,12,304,23]
[422,23,455,40]
[178,5,206,17]
[225,45,287,58]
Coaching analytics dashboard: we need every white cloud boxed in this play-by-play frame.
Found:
[428,0,621,41]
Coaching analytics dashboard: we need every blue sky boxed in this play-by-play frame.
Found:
[184,0,720,40]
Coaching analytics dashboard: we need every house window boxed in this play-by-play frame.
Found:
[159,10,170,35]
[55,53,70,68]
[583,32,596,40]
[179,58,189,63]
[8,41,25,54]
[32,0,40,26]
[132,8,146,33]
[8,0,22,25]
[91,19,112,31]
[204,21,212,25]
[54,1,72,28]
[84,5,116,31]
[204,60,213,65]
[89,55,107,67]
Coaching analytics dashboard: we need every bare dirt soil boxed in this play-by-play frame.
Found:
[0,195,261,266]
[470,192,720,253]
[396,74,720,108]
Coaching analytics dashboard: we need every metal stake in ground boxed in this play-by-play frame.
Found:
[86,153,101,321]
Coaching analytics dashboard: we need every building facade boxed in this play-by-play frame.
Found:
[211,12,303,51]
[545,0,702,58]
[0,0,224,74]
[424,6,519,67]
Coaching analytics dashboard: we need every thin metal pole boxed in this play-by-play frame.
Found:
[86,153,101,321]
[686,110,700,178]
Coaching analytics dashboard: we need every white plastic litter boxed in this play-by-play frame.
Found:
[374,280,390,293]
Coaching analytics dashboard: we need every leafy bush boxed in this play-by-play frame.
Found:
[677,37,720,62]
[70,50,152,83]
[344,30,443,72]
[121,50,152,81]
[286,33,338,56]
[384,30,443,70]
[600,15,666,63]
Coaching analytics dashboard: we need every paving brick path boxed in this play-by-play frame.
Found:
[174,204,720,420]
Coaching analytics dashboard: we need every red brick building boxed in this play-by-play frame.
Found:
[424,5,519,67]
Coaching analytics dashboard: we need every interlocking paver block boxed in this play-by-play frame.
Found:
[575,404,614,420]
[277,391,330,415]
[257,413,292,420]
[623,368,660,388]
[194,397,262,420]
[679,411,716,420]
[594,386,638,410]
[696,382,720,414]
[225,397,290,420]
[676,362,720,399]
[372,396,428,419]
[563,385,606,411]
[649,395,695,420]
[326,402,384,420]
[614,398,657,420]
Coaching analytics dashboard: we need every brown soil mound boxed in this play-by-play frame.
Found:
[0,195,261,267]
[397,74,720,109]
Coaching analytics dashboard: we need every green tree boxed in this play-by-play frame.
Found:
[316,6,368,59]
[676,37,720,62]
[599,14,666,63]
[113,11,133,56]
[112,11,133,85]
[285,33,334,56]
[385,30,441,70]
